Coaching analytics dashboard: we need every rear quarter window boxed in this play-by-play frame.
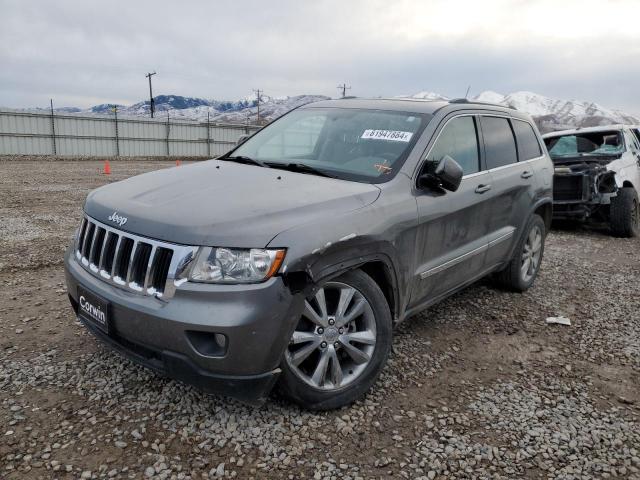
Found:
[481,116,518,169]
[512,120,542,160]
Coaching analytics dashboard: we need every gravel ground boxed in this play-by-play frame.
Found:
[1,159,639,479]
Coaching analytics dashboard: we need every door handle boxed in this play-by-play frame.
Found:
[475,184,492,194]
[521,171,533,179]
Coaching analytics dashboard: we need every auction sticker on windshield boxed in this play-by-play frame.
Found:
[361,130,413,142]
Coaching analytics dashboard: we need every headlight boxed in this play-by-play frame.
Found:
[187,247,286,284]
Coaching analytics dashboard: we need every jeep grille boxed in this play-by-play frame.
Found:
[74,215,196,299]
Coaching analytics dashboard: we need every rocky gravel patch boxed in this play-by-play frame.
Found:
[1,160,639,479]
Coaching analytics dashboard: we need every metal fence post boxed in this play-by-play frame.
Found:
[49,99,57,155]
[206,112,211,157]
[113,105,120,157]
[166,112,170,156]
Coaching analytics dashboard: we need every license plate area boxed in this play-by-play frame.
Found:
[78,286,110,334]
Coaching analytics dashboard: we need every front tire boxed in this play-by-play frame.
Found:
[279,269,392,410]
[610,187,639,237]
[495,214,546,292]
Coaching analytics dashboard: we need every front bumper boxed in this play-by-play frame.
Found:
[64,246,304,405]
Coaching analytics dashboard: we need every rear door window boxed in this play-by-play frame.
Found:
[512,120,542,160]
[480,116,518,169]
[426,116,480,175]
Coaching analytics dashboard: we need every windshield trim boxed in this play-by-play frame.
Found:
[222,106,432,184]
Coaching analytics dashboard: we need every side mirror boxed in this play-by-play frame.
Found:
[418,155,464,192]
[236,134,250,145]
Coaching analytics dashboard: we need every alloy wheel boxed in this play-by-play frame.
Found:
[285,281,377,390]
[521,224,543,283]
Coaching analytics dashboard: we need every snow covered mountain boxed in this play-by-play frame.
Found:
[15,91,638,132]
[79,94,330,124]
[406,90,640,133]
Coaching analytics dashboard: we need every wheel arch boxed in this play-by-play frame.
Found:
[533,200,553,231]
[283,249,402,322]
[504,198,552,262]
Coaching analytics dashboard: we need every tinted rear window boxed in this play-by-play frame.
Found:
[513,120,542,160]
[481,116,518,169]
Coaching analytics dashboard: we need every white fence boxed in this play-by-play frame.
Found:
[0,110,260,157]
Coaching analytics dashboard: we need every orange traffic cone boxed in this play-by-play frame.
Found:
[176,159,182,166]
[103,160,111,175]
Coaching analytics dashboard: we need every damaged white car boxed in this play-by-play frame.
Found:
[543,125,640,237]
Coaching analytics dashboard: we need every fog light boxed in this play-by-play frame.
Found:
[185,330,228,357]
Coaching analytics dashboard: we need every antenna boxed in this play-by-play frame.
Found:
[337,83,351,98]
[465,85,471,99]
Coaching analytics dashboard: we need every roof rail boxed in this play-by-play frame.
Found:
[449,98,517,110]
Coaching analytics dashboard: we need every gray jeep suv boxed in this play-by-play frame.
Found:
[65,98,553,410]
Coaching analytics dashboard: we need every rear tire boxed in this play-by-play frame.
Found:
[279,269,392,410]
[495,214,546,292]
[610,187,639,238]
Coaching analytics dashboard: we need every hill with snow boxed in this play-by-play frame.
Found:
[82,94,330,124]
[10,91,638,132]
[406,90,639,132]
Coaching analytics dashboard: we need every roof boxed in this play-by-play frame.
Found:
[300,98,449,114]
[299,97,528,118]
[542,124,634,138]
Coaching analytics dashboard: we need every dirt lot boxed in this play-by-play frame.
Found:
[1,159,639,480]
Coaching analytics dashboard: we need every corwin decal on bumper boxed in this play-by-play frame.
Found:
[108,211,128,227]
[79,295,106,325]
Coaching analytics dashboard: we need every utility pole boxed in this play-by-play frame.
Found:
[145,71,157,118]
[253,89,263,125]
[337,83,351,98]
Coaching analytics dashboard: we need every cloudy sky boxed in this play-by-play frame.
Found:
[1,0,639,113]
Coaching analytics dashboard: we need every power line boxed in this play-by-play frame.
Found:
[253,89,263,125]
[145,71,157,118]
[337,83,351,98]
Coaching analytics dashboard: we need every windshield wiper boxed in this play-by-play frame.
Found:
[221,155,269,168]
[266,162,336,178]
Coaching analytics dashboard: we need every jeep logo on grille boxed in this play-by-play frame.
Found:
[108,211,128,227]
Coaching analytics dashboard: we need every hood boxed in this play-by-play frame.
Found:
[84,160,380,248]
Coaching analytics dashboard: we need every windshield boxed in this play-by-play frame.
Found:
[229,107,429,182]
[544,131,624,158]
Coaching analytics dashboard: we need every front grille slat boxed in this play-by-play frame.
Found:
[109,235,123,277]
[88,226,101,266]
[96,228,109,269]
[76,218,88,251]
[151,248,174,294]
[81,222,95,260]
[125,240,139,283]
[99,232,117,273]
[73,215,190,299]
[89,227,106,268]
[143,246,157,289]
[115,238,134,281]
[131,243,153,287]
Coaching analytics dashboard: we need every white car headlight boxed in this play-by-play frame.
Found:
[187,247,286,284]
